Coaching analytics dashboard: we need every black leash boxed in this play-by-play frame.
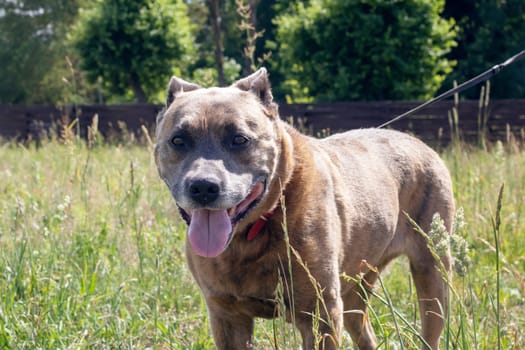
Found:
[378,49,525,129]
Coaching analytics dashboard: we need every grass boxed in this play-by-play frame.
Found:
[0,140,212,349]
[0,136,524,349]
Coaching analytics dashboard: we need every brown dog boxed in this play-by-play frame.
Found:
[154,68,454,350]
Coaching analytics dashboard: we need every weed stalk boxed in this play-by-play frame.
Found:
[279,196,299,347]
[492,184,504,350]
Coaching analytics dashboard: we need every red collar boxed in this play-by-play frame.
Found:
[246,211,274,241]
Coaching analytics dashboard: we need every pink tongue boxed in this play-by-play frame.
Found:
[188,209,232,257]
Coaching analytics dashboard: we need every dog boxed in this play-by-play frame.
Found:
[154,68,454,350]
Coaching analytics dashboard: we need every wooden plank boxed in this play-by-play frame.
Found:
[1,100,525,145]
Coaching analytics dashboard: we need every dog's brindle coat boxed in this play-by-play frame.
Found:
[155,69,454,350]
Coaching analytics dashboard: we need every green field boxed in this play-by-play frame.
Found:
[0,137,524,349]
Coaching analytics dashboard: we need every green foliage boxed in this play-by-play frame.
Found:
[190,57,242,87]
[0,0,85,104]
[273,0,457,102]
[442,0,525,98]
[182,1,243,85]
[71,0,195,103]
[1,0,524,104]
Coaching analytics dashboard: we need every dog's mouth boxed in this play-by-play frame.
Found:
[178,181,265,258]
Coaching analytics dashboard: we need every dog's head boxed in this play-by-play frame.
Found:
[155,68,284,258]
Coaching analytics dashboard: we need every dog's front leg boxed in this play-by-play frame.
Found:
[295,292,344,350]
[207,306,255,349]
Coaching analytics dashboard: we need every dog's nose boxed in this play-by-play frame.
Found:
[188,179,220,205]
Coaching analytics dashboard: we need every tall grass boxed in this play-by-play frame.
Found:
[0,134,524,349]
[0,140,212,349]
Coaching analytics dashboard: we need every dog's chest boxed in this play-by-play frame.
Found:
[212,253,280,295]
[192,240,288,318]
[215,260,281,318]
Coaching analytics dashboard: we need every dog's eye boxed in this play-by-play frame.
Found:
[232,135,249,147]
[171,136,186,148]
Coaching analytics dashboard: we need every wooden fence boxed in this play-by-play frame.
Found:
[1,100,524,146]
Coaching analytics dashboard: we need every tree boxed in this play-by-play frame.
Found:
[0,0,85,104]
[184,0,242,87]
[273,0,457,102]
[251,0,293,101]
[72,0,194,103]
[442,0,525,99]
[208,0,226,86]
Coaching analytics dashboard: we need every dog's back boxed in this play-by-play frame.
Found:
[299,127,454,273]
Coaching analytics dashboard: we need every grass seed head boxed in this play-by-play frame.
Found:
[451,207,471,277]
[429,212,449,257]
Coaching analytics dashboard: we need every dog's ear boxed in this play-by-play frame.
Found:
[157,77,201,126]
[166,76,201,107]
[233,68,274,107]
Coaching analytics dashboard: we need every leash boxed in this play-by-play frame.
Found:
[378,49,525,129]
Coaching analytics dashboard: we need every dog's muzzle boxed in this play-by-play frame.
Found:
[177,179,266,258]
